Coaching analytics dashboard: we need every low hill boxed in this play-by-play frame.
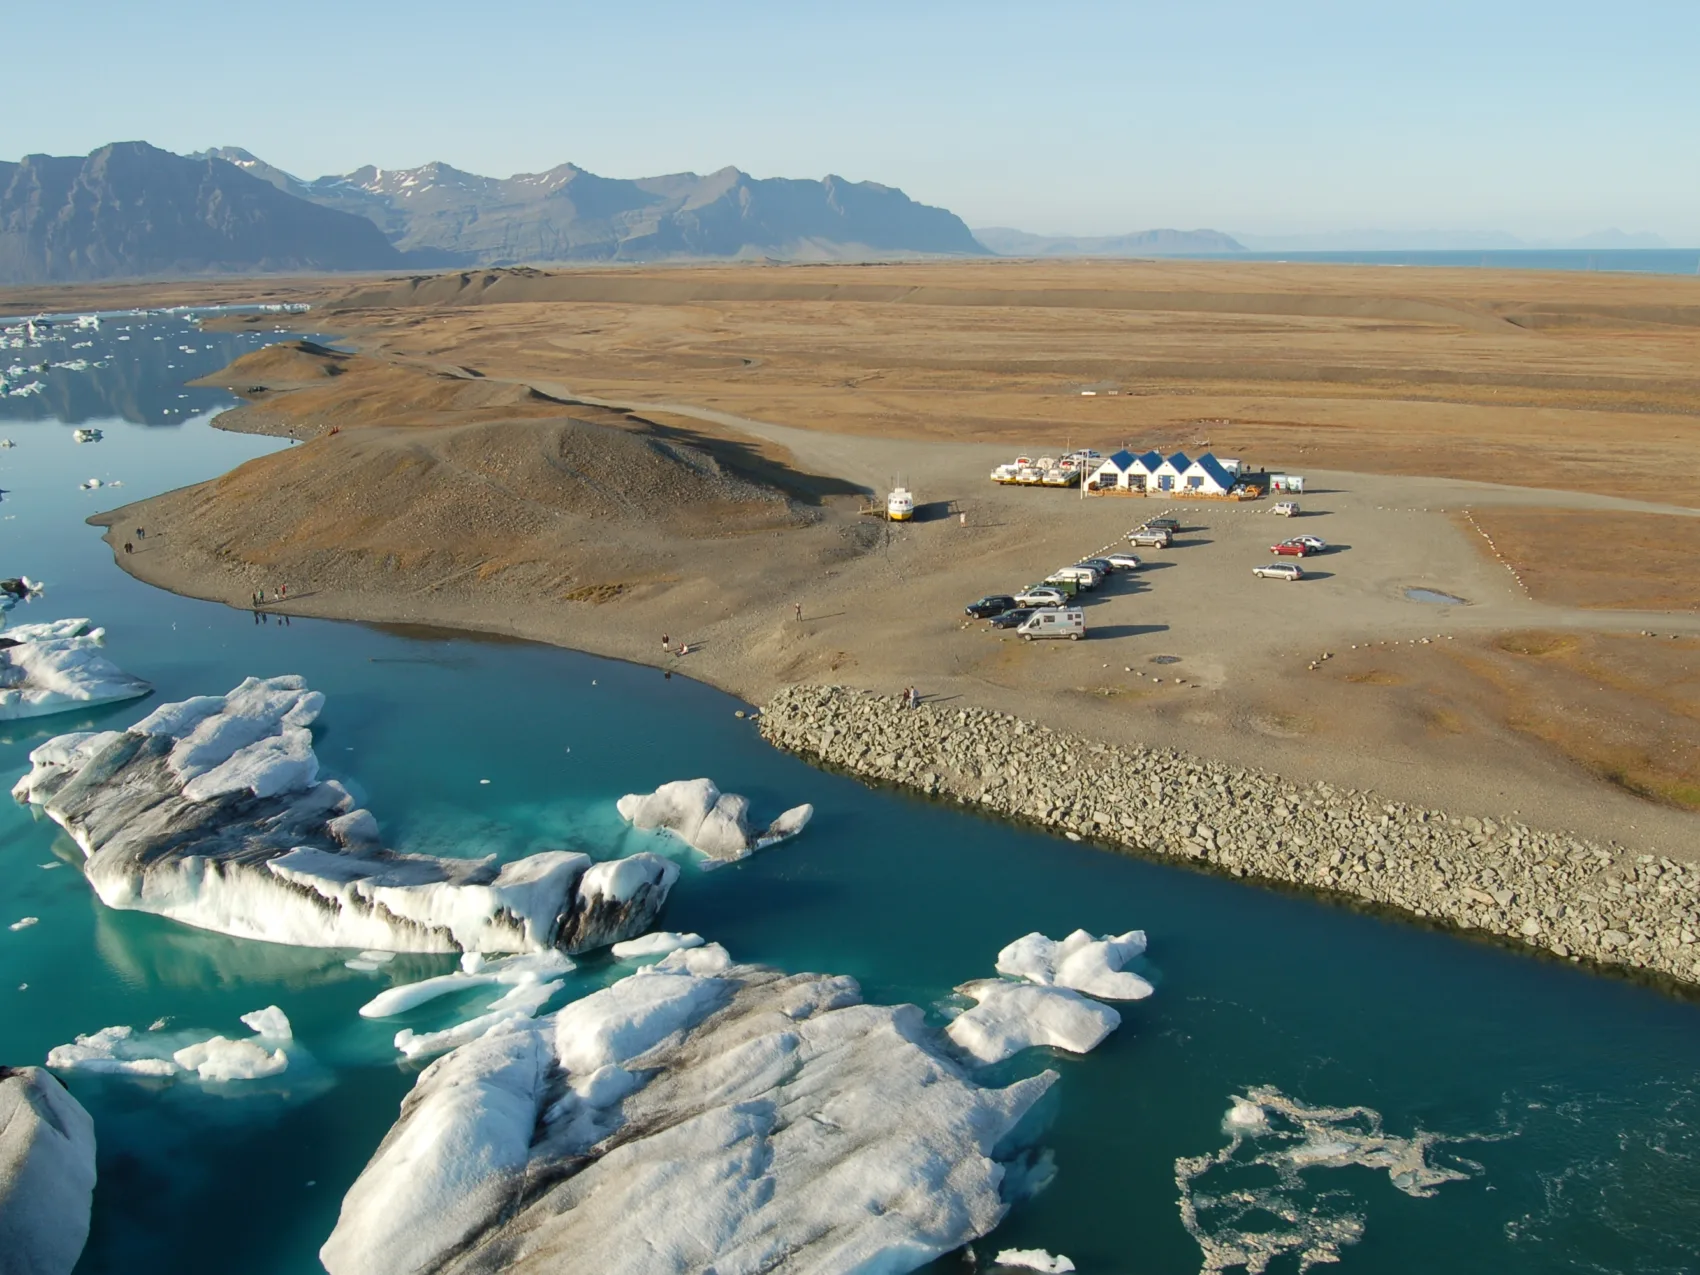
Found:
[974,227,1244,256]
[199,148,987,264]
[0,143,401,283]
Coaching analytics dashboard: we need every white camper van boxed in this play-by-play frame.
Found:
[1017,608,1085,641]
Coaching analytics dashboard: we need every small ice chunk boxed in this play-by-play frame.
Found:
[46,1025,181,1077]
[239,1005,292,1040]
[647,942,733,977]
[995,929,1153,1000]
[9,917,38,931]
[1225,1098,1269,1132]
[616,777,812,862]
[610,931,705,959]
[172,1036,288,1081]
[947,980,1121,1065]
[394,980,562,1059]
[995,1250,1076,1273]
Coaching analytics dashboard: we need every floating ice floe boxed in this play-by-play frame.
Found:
[616,777,812,863]
[996,929,1154,1000]
[321,949,1056,1275]
[0,1065,97,1275]
[14,676,677,955]
[947,980,1121,1065]
[72,428,102,443]
[995,1249,1076,1273]
[359,950,575,1018]
[46,1006,296,1082]
[610,930,705,959]
[9,917,38,931]
[0,618,152,720]
[1176,1085,1487,1273]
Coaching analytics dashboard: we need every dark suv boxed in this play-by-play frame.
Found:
[965,594,1017,618]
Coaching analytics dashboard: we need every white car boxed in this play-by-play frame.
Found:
[1286,535,1328,552]
[1253,562,1304,581]
[1273,501,1300,517]
[1015,586,1068,607]
[1105,553,1142,570]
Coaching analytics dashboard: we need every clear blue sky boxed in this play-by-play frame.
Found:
[6,0,1697,242]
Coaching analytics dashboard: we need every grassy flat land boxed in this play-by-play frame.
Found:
[46,258,1700,851]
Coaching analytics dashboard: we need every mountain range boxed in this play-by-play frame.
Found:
[0,143,988,282]
[200,147,985,266]
[0,142,400,283]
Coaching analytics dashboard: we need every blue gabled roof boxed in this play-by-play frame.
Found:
[1102,449,1136,469]
[1130,449,1164,471]
[1164,450,1192,471]
[1190,453,1236,490]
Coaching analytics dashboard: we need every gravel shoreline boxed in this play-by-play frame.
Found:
[760,684,1700,988]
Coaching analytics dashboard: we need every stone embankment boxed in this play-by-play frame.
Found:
[760,685,1700,987]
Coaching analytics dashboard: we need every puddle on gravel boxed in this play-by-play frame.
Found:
[1406,588,1469,605]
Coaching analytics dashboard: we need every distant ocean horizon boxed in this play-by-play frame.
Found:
[1176,248,1700,275]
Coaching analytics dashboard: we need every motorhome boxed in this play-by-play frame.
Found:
[1017,608,1085,641]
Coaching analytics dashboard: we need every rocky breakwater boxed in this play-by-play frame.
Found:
[760,686,1700,987]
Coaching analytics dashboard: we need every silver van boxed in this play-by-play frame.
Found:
[1017,608,1085,641]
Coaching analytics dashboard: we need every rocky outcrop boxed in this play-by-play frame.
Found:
[760,686,1700,985]
[0,1066,97,1275]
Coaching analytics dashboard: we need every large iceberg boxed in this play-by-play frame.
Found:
[0,1066,97,1275]
[321,952,1056,1275]
[995,929,1154,1001]
[13,677,677,955]
[0,618,151,720]
[617,777,813,863]
[946,980,1122,1066]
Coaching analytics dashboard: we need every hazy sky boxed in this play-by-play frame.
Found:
[6,0,1697,241]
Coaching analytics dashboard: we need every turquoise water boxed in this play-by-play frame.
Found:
[3,316,1699,1274]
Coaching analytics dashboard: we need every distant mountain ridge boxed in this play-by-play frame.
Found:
[199,147,987,265]
[973,226,1245,257]
[0,142,400,283]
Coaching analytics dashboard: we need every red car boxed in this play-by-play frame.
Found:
[1270,540,1312,556]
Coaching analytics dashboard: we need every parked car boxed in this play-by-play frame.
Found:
[1015,586,1068,608]
[989,606,1040,629]
[1018,607,1085,641]
[1105,553,1142,571]
[1077,558,1116,575]
[1142,517,1181,534]
[1254,562,1305,581]
[1270,540,1312,556]
[1038,575,1082,597]
[1049,566,1100,589]
[1286,535,1328,553]
[965,595,1017,618]
[1273,501,1300,517]
[1129,528,1173,548]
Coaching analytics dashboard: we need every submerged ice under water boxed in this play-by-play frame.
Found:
[1,314,1698,1274]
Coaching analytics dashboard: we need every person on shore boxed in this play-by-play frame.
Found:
[123,542,133,554]
[280,583,287,598]
[908,686,920,711]
[794,602,803,621]
[135,527,145,539]
[663,634,670,648]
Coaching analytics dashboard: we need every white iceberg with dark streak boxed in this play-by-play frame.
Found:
[617,777,813,863]
[12,677,677,955]
[321,951,1057,1275]
[996,929,1154,1000]
[947,980,1121,1065]
[0,618,151,720]
[0,1065,97,1275]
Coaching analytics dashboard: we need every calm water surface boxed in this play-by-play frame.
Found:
[2,314,1697,1275]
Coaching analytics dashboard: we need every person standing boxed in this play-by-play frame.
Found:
[794,602,803,621]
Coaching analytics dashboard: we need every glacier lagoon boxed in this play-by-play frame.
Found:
[2,314,1699,1274]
